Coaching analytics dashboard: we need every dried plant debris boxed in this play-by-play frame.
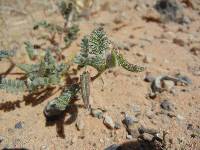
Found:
[148,74,192,98]
[44,84,80,118]
[80,71,91,109]
[0,50,15,60]
[154,0,184,23]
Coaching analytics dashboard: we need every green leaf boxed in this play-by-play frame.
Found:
[44,84,80,117]
[0,78,25,93]
[24,41,37,60]
[0,50,15,60]
[89,27,109,56]
[64,25,80,47]
[116,53,145,72]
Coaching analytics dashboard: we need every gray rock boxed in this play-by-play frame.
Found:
[91,108,103,119]
[14,121,25,129]
[160,100,174,111]
[103,115,115,129]
[0,135,5,143]
[126,134,133,140]
[123,115,139,127]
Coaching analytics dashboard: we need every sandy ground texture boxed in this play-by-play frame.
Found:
[0,0,200,149]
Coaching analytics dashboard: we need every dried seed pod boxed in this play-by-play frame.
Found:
[80,71,90,109]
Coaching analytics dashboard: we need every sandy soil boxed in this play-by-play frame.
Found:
[0,0,200,149]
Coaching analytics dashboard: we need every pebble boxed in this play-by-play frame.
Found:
[144,72,155,82]
[187,124,193,130]
[114,122,121,129]
[142,133,154,141]
[123,115,139,127]
[76,119,85,131]
[0,135,5,143]
[40,145,49,150]
[163,80,175,91]
[126,134,133,140]
[160,100,174,111]
[143,55,154,63]
[145,110,155,119]
[132,104,141,113]
[103,115,115,129]
[14,121,25,129]
[127,125,140,139]
[177,115,185,121]
[173,38,185,47]
[91,108,103,119]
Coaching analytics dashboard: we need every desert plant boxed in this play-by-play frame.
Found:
[44,27,145,117]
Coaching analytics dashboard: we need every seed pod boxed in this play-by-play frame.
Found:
[117,53,145,72]
[80,71,90,109]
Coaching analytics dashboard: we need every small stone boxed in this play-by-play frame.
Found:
[127,125,140,138]
[99,138,104,143]
[143,55,154,63]
[0,135,5,143]
[14,121,25,129]
[187,124,193,130]
[177,115,185,121]
[132,104,141,113]
[145,110,154,119]
[136,52,144,57]
[91,109,103,119]
[103,115,115,129]
[144,72,155,82]
[126,134,133,140]
[190,47,200,56]
[40,145,48,150]
[163,80,175,91]
[113,17,123,24]
[160,100,174,111]
[114,122,121,129]
[76,119,85,131]
[142,133,154,141]
[173,38,185,47]
[123,115,139,127]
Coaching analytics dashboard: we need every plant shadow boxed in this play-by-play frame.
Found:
[45,97,80,138]
[23,87,57,106]
[0,100,22,112]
